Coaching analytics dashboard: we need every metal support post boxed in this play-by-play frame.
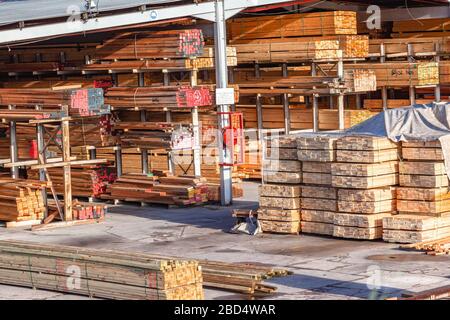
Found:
[191,69,202,177]
[9,105,19,178]
[407,44,416,105]
[311,62,319,132]
[215,0,232,206]
[435,42,441,103]
[282,63,290,135]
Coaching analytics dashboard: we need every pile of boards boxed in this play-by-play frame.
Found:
[258,133,450,244]
[103,173,209,206]
[0,178,48,223]
[0,240,203,300]
[30,164,116,199]
[383,141,450,243]
[113,121,193,151]
[104,86,213,111]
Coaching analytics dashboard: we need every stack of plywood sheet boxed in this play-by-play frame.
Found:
[297,135,339,236]
[332,136,399,240]
[384,141,450,243]
[258,136,301,234]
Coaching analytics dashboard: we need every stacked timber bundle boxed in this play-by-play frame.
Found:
[104,173,209,206]
[258,136,301,234]
[0,178,48,222]
[332,136,399,240]
[30,165,116,199]
[297,135,339,236]
[104,86,213,111]
[0,240,203,300]
[228,11,357,41]
[383,141,450,243]
[234,35,369,63]
[113,122,193,150]
[93,30,205,60]
[68,115,117,147]
[0,123,35,159]
[345,62,439,87]
[392,18,450,38]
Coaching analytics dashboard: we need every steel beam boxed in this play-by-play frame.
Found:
[0,0,298,45]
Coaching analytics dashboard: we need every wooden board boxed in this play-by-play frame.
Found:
[259,196,300,210]
[263,159,301,172]
[302,162,332,173]
[303,172,332,186]
[337,136,398,151]
[302,198,337,212]
[338,187,396,202]
[399,174,449,188]
[301,186,337,200]
[263,171,302,184]
[338,199,396,214]
[301,210,335,224]
[334,212,391,228]
[399,161,446,175]
[257,208,301,222]
[336,149,399,163]
[333,225,383,240]
[397,187,450,201]
[332,173,398,189]
[332,161,398,177]
[397,199,450,215]
[266,148,298,160]
[301,221,334,236]
[402,147,444,161]
[259,220,300,234]
[259,184,301,198]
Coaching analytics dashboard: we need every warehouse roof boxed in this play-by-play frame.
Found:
[0,0,182,26]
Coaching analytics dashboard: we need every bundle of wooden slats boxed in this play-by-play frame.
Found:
[345,62,440,87]
[400,236,450,255]
[259,136,301,234]
[0,178,49,222]
[0,240,204,300]
[103,173,209,206]
[0,88,108,117]
[93,30,205,60]
[0,123,35,159]
[383,141,450,244]
[228,11,357,41]
[113,122,193,150]
[331,136,399,240]
[0,62,62,73]
[105,86,213,110]
[369,37,450,58]
[364,99,434,110]
[30,164,116,199]
[234,35,369,63]
[392,18,450,38]
[297,134,340,236]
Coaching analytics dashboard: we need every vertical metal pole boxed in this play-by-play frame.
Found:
[191,69,202,177]
[137,73,149,175]
[282,63,290,135]
[435,42,441,103]
[407,44,416,105]
[311,62,319,132]
[337,55,345,131]
[380,43,388,110]
[9,105,19,178]
[215,0,232,206]
[115,146,123,178]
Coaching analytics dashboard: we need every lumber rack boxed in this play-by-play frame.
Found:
[0,104,108,227]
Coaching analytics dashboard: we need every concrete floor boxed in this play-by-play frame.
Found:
[0,181,449,300]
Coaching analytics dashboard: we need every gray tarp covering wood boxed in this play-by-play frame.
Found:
[345,103,450,178]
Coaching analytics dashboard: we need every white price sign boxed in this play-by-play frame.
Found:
[215,88,235,105]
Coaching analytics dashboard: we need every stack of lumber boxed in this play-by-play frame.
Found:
[364,99,433,110]
[297,135,339,236]
[105,86,213,110]
[368,37,450,58]
[233,35,369,63]
[113,122,193,150]
[383,141,450,243]
[0,178,48,222]
[47,199,108,222]
[104,173,209,206]
[30,165,116,199]
[67,116,116,148]
[0,240,204,300]
[258,136,301,234]
[332,136,399,240]
[93,30,205,60]
[400,236,450,256]
[228,11,357,41]
[392,18,450,38]
[0,123,35,159]
[345,62,440,87]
